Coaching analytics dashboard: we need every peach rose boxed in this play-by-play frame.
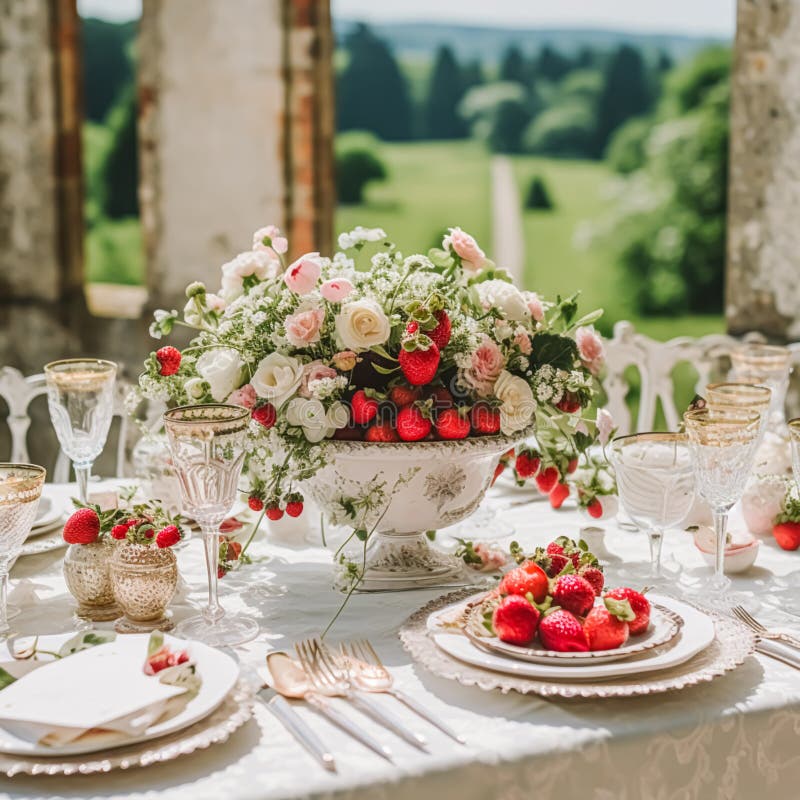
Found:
[320,278,354,303]
[576,326,605,375]
[523,291,545,322]
[285,306,324,348]
[298,361,338,398]
[284,253,321,295]
[461,335,505,397]
[513,329,532,355]
[332,351,357,371]
[226,383,257,409]
[444,227,486,273]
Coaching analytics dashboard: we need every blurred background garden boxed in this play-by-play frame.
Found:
[80,0,733,341]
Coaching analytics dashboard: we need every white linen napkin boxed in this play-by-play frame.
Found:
[756,639,800,670]
[0,637,188,747]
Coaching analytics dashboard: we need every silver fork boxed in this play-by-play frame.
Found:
[732,606,800,650]
[342,639,465,744]
[297,638,427,752]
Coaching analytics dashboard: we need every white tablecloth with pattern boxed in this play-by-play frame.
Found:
[2,480,800,800]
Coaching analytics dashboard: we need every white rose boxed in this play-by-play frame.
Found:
[184,377,207,401]
[494,370,535,435]
[220,250,281,301]
[251,352,304,408]
[475,280,530,322]
[284,398,329,443]
[196,348,245,402]
[326,401,350,430]
[334,299,391,352]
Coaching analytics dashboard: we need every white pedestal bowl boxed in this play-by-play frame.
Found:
[305,434,525,591]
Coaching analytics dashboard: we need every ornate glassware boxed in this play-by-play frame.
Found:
[62,538,120,622]
[163,404,257,646]
[706,383,771,439]
[729,344,791,429]
[0,464,45,635]
[684,407,760,600]
[610,433,694,582]
[44,359,117,503]
[789,418,800,489]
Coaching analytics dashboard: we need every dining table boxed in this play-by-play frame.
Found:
[2,478,799,800]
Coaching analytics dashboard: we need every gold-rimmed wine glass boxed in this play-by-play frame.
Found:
[729,343,792,428]
[0,464,46,636]
[706,382,771,445]
[684,407,760,601]
[163,404,258,647]
[44,359,117,503]
[609,433,695,583]
[789,418,800,490]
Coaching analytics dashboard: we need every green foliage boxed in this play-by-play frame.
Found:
[663,46,731,114]
[336,137,388,204]
[499,46,527,84]
[523,101,595,157]
[606,116,651,174]
[488,99,531,154]
[100,87,138,219]
[86,218,144,285]
[533,45,573,82]
[337,24,414,141]
[81,17,135,123]
[524,175,554,210]
[424,46,468,139]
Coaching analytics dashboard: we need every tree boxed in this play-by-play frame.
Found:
[488,99,531,154]
[593,45,652,158]
[337,24,413,141]
[523,102,595,158]
[100,88,139,219]
[534,45,572,82]
[525,176,554,210]
[499,46,527,84]
[424,46,468,139]
[461,60,485,91]
[336,149,387,204]
[81,18,135,123]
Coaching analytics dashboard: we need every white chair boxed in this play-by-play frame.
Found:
[601,321,800,435]
[0,366,135,481]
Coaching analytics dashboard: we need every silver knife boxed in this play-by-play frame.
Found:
[258,687,337,772]
[348,691,427,750]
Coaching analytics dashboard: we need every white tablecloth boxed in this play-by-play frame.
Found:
[2,481,800,800]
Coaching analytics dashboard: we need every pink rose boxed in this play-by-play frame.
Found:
[226,383,257,409]
[513,329,532,355]
[332,350,357,371]
[320,278,354,303]
[285,306,324,348]
[298,361,338,398]
[444,227,486,273]
[596,408,614,446]
[284,253,321,295]
[524,292,544,322]
[474,542,507,571]
[461,335,505,397]
[576,326,605,375]
[206,293,226,312]
[253,225,288,255]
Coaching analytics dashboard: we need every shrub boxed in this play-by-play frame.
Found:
[524,176,554,211]
[336,147,387,205]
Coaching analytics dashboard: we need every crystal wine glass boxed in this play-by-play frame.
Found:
[729,343,792,430]
[790,418,800,489]
[163,404,258,647]
[0,464,46,636]
[706,383,771,441]
[610,433,695,583]
[44,359,117,503]
[684,407,760,604]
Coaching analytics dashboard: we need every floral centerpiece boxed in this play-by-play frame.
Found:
[138,225,606,589]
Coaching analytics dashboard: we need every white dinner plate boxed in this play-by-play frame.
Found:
[0,632,239,756]
[428,594,716,681]
[463,598,682,665]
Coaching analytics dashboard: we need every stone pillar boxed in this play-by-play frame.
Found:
[727,0,800,340]
[139,0,334,309]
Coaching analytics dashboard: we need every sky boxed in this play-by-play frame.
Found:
[79,0,736,36]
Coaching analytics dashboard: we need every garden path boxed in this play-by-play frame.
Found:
[490,155,525,285]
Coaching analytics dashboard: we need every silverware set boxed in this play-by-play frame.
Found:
[259,637,464,772]
[730,605,800,669]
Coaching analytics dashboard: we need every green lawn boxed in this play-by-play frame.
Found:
[336,139,492,256]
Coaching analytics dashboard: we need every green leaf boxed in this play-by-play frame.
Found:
[571,308,604,329]
[371,364,400,376]
[603,597,636,622]
[0,667,16,691]
[147,631,165,657]
[369,344,398,362]
[425,530,437,541]
[58,630,116,657]
[530,332,579,372]
[355,528,368,542]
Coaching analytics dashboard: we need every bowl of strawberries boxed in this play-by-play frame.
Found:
[464,537,683,664]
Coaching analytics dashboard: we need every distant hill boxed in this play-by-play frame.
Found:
[334,19,728,63]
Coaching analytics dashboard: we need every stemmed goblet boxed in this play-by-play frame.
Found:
[44,359,117,503]
[0,464,46,636]
[163,404,258,647]
[729,343,792,430]
[789,418,800,489]
[706,383,771,440]
[684,407,760,605]
[610,433,695,584]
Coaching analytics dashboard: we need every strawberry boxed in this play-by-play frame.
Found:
[225,540,243,560]
[535,466,559,494]
[217,566,227,579]
[145,645,190,675]
[428,385,454,409]
[773,521,800,551]
[248,496,264,512]
[285,500,304,517]
[583,604,630,651]
[219,517,244,534]
[551,574,595,617]
[365,421,399,442]
[546,541,564,556]
[549,482,570,509]
[398,340,440,386]
[252,403,276,429]
[567,458,578,474]
[604,587,650,635]
[498,561,549,603]
[155,346,181,376]
[544,552,570,577]
[435,408,470,440]
[396,406,432,441]
[579,565,604,596]
[155,524,181,548]
[492,595,540,646]
[350,390,378,425]
[111,523,129,540]
[555,391,581,413]
[586,498,603,519]
[470,403,501,435]
[265,504,283,521]
[491,461,505,485]
[515,450,540,479]
[62,508,100,545]
[538,609,589,652]
[428,310,452,350]
[389,385,421,408]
